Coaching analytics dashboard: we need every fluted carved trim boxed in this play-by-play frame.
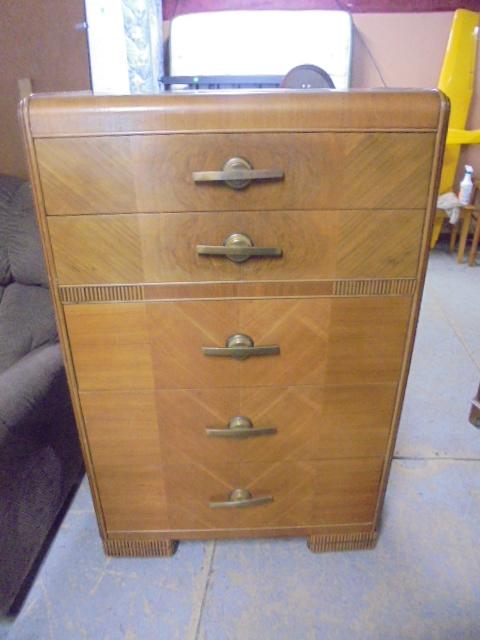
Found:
[307,531,378,553]
[59,279,416,303]
[333,278,415,296]
[103,538,178,557]
[59,284,144,304]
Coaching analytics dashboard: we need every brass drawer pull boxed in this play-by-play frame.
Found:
[197,233,282,263]
[206,416,277,438]
[202,333,280,360]
[209,488,273,510]
[193,156,284,190]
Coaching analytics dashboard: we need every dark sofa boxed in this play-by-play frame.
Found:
[0,175,83,614]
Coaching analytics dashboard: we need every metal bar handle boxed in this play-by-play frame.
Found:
[197,233,282,263]
[202,334,280,360]
[197,245,282,258]
[193,157,284,190]
[193,169,284,183]
[206,416,277,438]
[209,488,273,510]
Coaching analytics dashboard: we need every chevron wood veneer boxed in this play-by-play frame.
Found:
[22,90,448,555]
[64,297,412,391]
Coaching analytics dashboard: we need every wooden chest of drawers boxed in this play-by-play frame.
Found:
[21,90,448,556]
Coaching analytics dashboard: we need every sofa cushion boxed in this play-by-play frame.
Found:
[0,283,57,373]
[0,175,23,286]
[0,343,64,437]
[0,344,81,616]
[8,182,48,287]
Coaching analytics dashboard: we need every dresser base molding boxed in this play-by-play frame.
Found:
[102,531,377,557]
[103,538,178,557]
[307,530,378,553]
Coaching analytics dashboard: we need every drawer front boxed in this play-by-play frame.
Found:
[80,385,396,466]
[164,458,383,530]
[36,132,435,215]
[65,297,412,391]
[82,389,382,531]
[49,209,424,285]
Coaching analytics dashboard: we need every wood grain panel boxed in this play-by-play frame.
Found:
[28,91,443,137]
[36,132,435,215]
[65,298,411,391]
[49,209,424,285]
[65,304,154,391]
[37,136,136,215]
[81,392,168,531]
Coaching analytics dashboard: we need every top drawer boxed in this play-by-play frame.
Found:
[35,132,435,215]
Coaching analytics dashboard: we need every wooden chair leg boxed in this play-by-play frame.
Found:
[449,222,459,253]
[468,214,480,266]
[457,209,472,263]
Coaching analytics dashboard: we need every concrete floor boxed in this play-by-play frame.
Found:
[1,248,479,640]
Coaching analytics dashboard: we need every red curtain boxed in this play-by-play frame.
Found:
[163,1,480,20]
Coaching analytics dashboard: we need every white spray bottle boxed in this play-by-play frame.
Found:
[459,165,474,206]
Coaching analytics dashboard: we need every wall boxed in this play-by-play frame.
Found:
[0,0,91,178]
[351,12,480,185]
[351,12,452,89]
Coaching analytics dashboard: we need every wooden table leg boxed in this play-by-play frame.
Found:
[457,209,472,263]
[468,214,480,266]
[449,222,459,253]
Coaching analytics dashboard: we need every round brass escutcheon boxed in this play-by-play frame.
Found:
[223,156,253,190]
[229,488,252,502]
[223,232,254,263]
[228,416,253,431]
[226,333,254,360]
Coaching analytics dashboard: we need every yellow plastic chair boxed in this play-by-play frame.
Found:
[431,9,480,248]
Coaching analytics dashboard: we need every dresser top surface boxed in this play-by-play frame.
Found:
[23,89,447,137]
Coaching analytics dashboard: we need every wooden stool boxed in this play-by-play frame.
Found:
[467,209,480,265]
[449,205,479,262]
[449,180,480,265]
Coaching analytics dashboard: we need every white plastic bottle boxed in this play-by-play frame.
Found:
[459,165,474,205]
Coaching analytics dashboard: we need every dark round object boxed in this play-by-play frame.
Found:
[281,64,335,89]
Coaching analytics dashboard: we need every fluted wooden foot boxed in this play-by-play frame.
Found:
[307,531,378,553]
[103,538,178,557]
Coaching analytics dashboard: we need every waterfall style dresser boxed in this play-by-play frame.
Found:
[21,90,448,556]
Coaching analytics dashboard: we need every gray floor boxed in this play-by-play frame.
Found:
[1,249,479,640]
